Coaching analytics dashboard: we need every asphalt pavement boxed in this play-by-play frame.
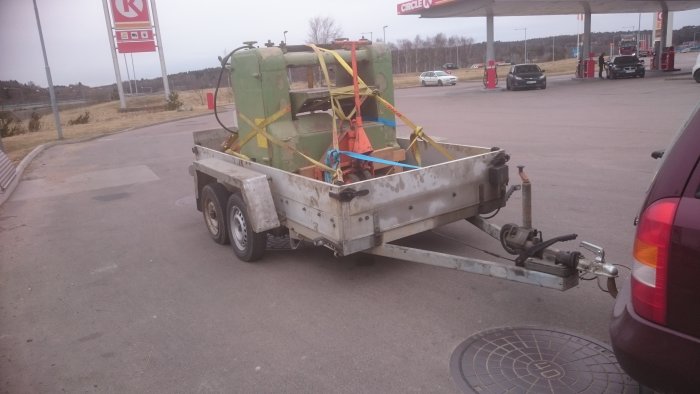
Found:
[1,54,699,393]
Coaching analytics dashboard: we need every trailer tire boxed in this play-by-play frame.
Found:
[227,193,266,262]
[201,183,230,245]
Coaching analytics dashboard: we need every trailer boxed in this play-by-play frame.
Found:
[190,41,618,295]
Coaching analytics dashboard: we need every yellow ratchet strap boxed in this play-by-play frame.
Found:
[373,95,454,165]
[309,45,341,152]
[237,107,338,175]
[313,45,453,165]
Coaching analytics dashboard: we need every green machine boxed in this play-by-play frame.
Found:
[228,42,400,177]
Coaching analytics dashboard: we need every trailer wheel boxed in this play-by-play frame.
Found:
[201,183,230,245]
[227,193,266,262]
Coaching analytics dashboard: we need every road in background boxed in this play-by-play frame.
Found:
[1,58,699,393]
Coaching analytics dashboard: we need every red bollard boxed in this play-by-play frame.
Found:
[206,92,215,110]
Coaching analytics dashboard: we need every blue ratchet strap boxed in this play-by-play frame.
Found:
[324,149,341,183]
[330,149,421,170]
[365,117,398,128]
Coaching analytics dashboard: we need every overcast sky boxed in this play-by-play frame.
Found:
[1,0,699,87]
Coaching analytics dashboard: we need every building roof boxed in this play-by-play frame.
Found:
[397,0,700,17]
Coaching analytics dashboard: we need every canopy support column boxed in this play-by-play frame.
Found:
[656,1,669,70]
[484,8,497,89]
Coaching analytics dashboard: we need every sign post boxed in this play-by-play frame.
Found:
[103,0,170,106]
[150,0,170,99]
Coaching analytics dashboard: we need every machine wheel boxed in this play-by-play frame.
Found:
[506,81,511,90]
[438,80,443,86]
[694,70,700,83]
[421,80,426,87]
[227,193,266,262]
[201,183,230,245]
[540,82,547,89]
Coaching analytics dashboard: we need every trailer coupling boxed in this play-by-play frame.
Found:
[468,216,619,297]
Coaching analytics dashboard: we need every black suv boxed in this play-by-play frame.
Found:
[442,63,458,70]
[606,55,645,79]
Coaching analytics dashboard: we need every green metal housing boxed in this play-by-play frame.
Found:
[229,44,398,173]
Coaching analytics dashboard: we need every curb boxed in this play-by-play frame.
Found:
[0,111,217,208]
[0,127,134,207]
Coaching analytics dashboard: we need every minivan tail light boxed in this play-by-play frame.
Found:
[631,198,678,325]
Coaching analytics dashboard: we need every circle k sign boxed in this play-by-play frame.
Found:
[111,0,151,25]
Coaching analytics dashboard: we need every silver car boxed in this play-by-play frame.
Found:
[419,70,457,86]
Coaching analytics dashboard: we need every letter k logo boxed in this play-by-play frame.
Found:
[115,0,143,18]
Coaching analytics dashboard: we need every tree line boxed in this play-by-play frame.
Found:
[2,21,696,109]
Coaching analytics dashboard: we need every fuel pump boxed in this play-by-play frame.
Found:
[482,60,498,89]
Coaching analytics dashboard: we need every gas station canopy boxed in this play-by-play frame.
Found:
[397,0,700,17]
[397,0,700,87]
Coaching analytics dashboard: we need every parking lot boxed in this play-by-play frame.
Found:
[1,54,699,393]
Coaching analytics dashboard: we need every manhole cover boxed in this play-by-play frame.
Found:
[450,327,638,393]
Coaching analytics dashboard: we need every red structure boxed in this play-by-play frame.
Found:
[206,92,215,110]
[485,60,497,89]
[661,47,676,71]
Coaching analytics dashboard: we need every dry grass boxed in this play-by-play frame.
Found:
[2,89,233,163]
[2,58,577,163]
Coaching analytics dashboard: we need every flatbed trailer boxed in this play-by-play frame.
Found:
[191,128,618,294]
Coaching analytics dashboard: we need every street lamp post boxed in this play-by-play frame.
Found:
[283,30,288,44]
[637,13,642,48]
[383,25,388,43]
[515,28,527,63]
[32,0,62,140]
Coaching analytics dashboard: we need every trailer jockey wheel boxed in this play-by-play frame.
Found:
[227,193,266,262]
[201,183,230,245]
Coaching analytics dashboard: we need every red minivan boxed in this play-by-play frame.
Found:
[610,103,700,392]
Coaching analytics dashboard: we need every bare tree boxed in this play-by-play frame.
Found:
[307,16,344,44]
[398,39,414,73]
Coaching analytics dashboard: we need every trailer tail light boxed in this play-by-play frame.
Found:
[631,198,678,325]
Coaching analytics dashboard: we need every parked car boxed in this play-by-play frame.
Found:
[609,102,700,393]
[693,53,700,83]
[606,55,645,79]
[505,64,546,90]
[419,71,457,86]
[442,63,458,70]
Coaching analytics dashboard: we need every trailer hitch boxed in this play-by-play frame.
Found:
[514,232,579,267]
[469,216,620,297]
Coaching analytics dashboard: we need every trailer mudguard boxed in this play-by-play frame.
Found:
[193,158,280,233]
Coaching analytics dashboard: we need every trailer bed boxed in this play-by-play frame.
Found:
[192,128,508,256]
